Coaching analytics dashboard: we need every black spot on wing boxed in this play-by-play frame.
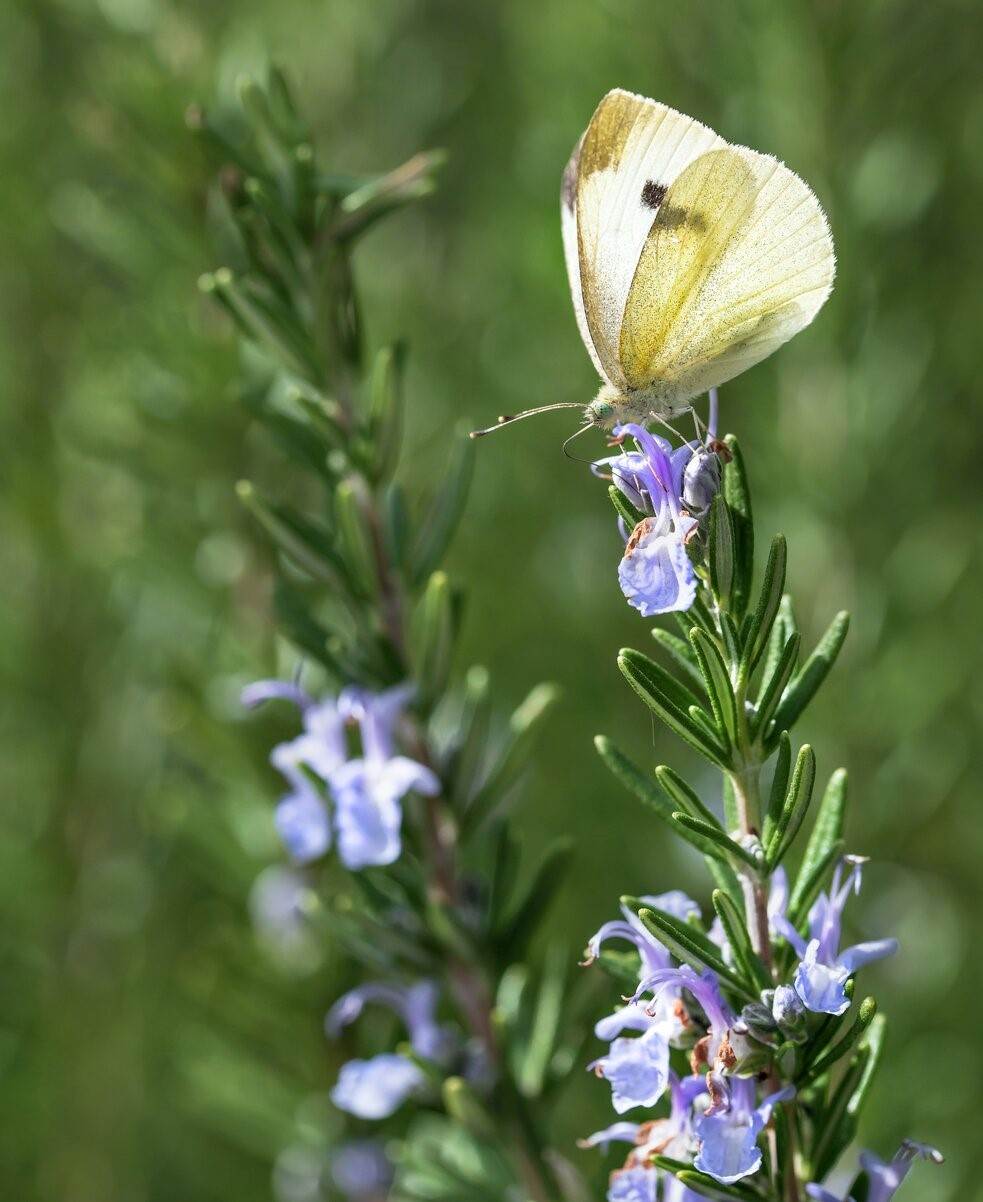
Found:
[658,205,707,232]
[641,179,667,209]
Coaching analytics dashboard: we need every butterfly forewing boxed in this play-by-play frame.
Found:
[567,90,725,389]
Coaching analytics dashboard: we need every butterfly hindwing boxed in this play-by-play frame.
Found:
[618,144,835,402]
[565,89,725,390]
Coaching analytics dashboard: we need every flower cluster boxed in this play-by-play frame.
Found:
[592,419,726,617]
[580,860,916,1200]
[242,680,439,870]
[326,980,454,1119]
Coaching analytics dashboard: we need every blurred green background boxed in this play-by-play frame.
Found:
[1,0,980,1198]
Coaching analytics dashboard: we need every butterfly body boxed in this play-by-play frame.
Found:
[564,90,835,427]
[585,380,691,430]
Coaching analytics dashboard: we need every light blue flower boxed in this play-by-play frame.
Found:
[332,685,440,869]
[329,1139,393,1198]
[693,1075,794,1184]
[772,856,898,1015]
[584,891,700,981]
[806,1140,943,1202]
[593,423,700,616]
[582,1074,708,1202]
[330,1053,423,1120]
[588,1025,671,1114]
[631,965,752,1076]
[242,679,439,870]
[607,1167,658,1202]
[326,979,452,1061]
[326,980,452,1121]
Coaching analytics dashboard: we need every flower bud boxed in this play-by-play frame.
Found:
[682,447,721,515]
[772,984,807,1037]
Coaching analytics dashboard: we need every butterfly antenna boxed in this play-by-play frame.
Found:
[561,422,596,463]
[469,402,585,439]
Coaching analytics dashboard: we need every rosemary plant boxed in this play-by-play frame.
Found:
[578,419,943,1202]
[193,72,584,1202]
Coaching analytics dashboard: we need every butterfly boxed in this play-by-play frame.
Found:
[473,89,834,438]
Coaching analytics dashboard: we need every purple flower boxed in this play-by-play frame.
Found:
[592,423,699,616]
[242,679,439,870]
[584,892,700,981]
[607,1167,658,1202]
[332,685,440,869]
[772,856,899,1015]
[632,966,753,1077]
[806,1140,943,1202]
[693,1075,794,1184]
[581,1074,708,1202]
[588,1025,671,1114]
[326,979,452,1062]
[330,1053,423,1120]
[326,980,452,1121]
[330,1140,393,1199]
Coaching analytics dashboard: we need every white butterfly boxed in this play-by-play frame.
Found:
[473,89,834,438]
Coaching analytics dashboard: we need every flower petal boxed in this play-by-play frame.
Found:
[619,523,696,616]
[275,790,331,863]
[330,1054,422,1120]
[793,940,851,1015]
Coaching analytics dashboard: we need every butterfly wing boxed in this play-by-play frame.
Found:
[618,145,835,401]
[562,89,726,389]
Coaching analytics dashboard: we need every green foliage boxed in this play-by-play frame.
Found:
[2,3,973,1198]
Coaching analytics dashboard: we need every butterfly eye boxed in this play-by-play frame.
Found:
[587,398,616,425]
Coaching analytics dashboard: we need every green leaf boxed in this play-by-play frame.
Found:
[672,812,763,874]
[409,422,475,586]
[845,1013,887,1121]
[608,484,645,528]
[411,571,455,710]
[689,627,738,744]
[654,1157,760,1201]
[809,1014,886,1183]
[708,495,735,610]
[762,731,793,847]
[332,149,447,241]
[461,683,560,836]
[767,611,850,746]
[653,766,743,903]
[652,628,704,690]
[487,822,520,931]
[382,481,411,570]
[810,1046,868,1181]
[517,943,567,1097]
[441,1077,495,1139]
[367,342,405,481]
[743,535,787,673]
[236,481,349,587]
[788,840,845,939]
[654,764,723,829]
[790,769,848,921]
[203,267,319,378]
[751,632,800,741]
[618,649,728,766]
[766,743,817,867]
[712,889,772,992]
[633,904,756,1001]
[799,997,877,1086]
[597,738,676,823]
[449,665,492,805]
[334,477,379,598]
[719,612,741,669]
[722,435,754,617]
[496,837,574,958]
[761,594,796,687]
